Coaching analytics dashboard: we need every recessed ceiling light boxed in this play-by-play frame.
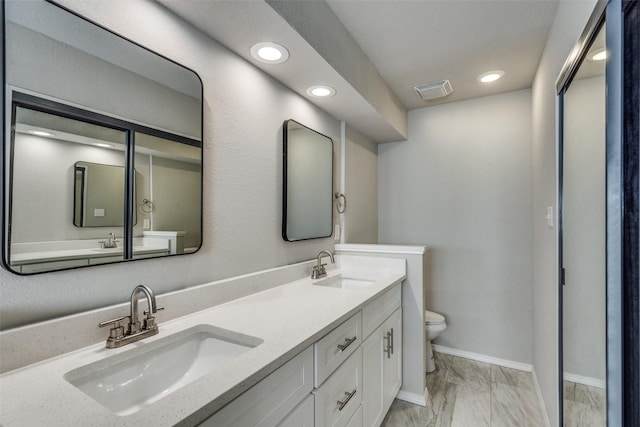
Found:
[93,142,115,148]
[306,85,336,98]
[27,130,55,137]
[250,42,289,64]
[477,70,505,83]
[589,47,606,61]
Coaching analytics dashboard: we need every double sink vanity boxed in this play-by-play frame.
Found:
[0,254,406,426]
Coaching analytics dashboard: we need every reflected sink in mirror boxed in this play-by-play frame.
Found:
[90,247,122,253]
[64,325,262,416]
[313,274,376,290]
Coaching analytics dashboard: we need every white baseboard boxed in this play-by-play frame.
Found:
[396,389,427,407]
[432,344,534,372]
[563,372,606,389]
[532,367,552,427]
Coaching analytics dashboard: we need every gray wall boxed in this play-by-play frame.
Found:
[10,135,192,245]
[1,0,339,330]
[378,89,533,363]
[150,156,201,249]
[11,134,126,243]
[6,11,200,139]
[530,0,598,422]
[344,126,378,244]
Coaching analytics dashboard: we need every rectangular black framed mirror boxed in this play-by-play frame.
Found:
[282,119,334,242]
[2,0,203,274]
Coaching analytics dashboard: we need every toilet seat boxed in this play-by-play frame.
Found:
[425,310,445,325]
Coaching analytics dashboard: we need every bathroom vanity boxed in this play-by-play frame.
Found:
[0,255,405,426]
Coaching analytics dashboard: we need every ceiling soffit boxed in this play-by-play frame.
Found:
[159,0,408,143]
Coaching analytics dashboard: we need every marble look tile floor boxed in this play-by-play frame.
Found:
[381,352,546,427]
[563,380,606,427]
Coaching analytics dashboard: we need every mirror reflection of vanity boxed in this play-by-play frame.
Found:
[2,0,203,274]
[282,119,334,241]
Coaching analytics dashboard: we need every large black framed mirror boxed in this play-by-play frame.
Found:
[282,119,333,242]
[2,0,203,274]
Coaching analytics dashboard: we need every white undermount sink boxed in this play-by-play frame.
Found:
[64,324,263,416]
[313,274,376,289]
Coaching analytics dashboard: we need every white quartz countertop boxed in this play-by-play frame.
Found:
[0,267,405,426]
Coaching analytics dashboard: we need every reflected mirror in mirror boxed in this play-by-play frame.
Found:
[74,161,136,228]
[282,120,333,241]
[2,0,203,274]
[561,22,607,425]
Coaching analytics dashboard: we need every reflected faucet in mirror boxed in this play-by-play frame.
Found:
[98,285,164,348]
[311,250,335,279]
[99,233,119,249]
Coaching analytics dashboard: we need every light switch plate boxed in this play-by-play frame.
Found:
[546,206,554,228]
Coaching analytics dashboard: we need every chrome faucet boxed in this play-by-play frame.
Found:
[311,250,335,279]
[129,285,158,334]
[99,285,164,348]
[99,232,119,249]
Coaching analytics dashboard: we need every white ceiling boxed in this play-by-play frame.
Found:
[326,0,560,110]
[161,0,560,141]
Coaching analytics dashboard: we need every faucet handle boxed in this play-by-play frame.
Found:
[142,307,164,330]
[143,307,165,317]
[99,315,129,328]
[99,315,129,340]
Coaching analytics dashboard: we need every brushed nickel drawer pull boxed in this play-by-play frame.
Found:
[337,389,357,411]
[337,336,357,352]
[384,332,392,358]
[390,327,394,355]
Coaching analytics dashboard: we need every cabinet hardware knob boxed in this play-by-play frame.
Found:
[337,336,357,352]
[337,389,356,411]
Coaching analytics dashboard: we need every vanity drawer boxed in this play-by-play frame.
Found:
[361,284,401,339]
[313,347,363,427]
[201,346,313,427]
[314,312,362,386]
[278,394,314,427]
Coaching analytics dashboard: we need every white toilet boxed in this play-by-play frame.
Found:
[424,310,447,373]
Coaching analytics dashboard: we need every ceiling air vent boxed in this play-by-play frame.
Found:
[414,79,453,101]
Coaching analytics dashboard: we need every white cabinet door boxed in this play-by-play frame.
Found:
[362,323,385,427]
[201,346,313,427]
[383,309,402,412]
[362,308,402,427]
